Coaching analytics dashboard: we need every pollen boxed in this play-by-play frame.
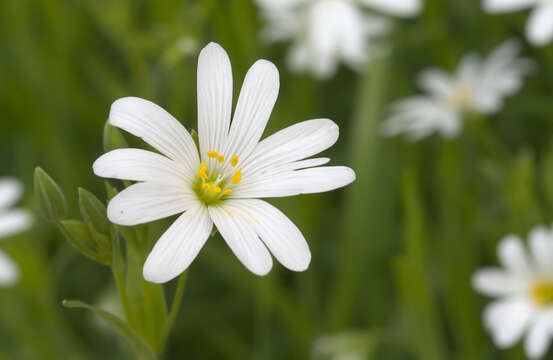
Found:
[217,155,225,163]
[231,170,242,184]
[198,169,208,180]
[202,183,211,190]
[231,156,239,167]
[531,280,553,306]
[213,186,222,194]
[201,162,207,171]
[223,189,232,195]
[207,151,219,158]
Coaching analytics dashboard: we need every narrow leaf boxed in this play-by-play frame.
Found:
[62,300,157,360]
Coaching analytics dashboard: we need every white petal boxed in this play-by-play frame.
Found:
[197,43,233,158]
[0,178,23,210]
[525,310,553,359]
[417,69,456,98]
[232,166,355,198]
[143,205,213,283]
[224,199,311,271]
[107,182,198,226]
[529,225,553,273]
[361,0,422,17]
[225,60,280,161]
[108,97,199,172]
[526,6,553,46]
[483,0,536,13]
[484,298,533,348]
[0,250,19,286]
[208,205,273,276]
[93,149,191,184]
[0,210,32,238]
[472,268,523,296]
[498,235,531,274]
[241,119,339,176]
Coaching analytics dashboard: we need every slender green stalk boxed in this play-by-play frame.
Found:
[329,54,392,329]
[158,272,188,353]
[437,139,483,359]
[394,153,447,360]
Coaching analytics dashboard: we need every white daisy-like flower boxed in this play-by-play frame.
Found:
[93,42,356,284]
[472,225,553,359]
[255,0,422,79]
[381,39,533,141]
[312,331,374,360]
[483,0,553,46]
[0,178,32,286]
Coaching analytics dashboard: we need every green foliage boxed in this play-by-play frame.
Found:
[34,167,68,223]
[3,0,553,359]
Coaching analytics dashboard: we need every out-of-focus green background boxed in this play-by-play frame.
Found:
[1,0,553,359]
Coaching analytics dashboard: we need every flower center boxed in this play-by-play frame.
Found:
[193,150,242,205]
[446,84,473,109]
[531,280,553,306]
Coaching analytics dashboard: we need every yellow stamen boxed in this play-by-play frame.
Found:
[217,155,225,163]
[213,186,222,194]
[231,156,239,167]
[201,162,207,170]
[202,183,211,190]
[231,170,242,184]
[198,169,208,180]
[223,189,232,196]
[532,280,553,306]
[207,151,219,158]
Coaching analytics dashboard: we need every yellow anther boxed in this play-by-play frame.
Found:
[198,169,208,180]
[231,156,239,167]
[223,189,232,196]
[213,186,222,194]
[217,155,225,163]
[201,162,207,170]
[202,183,211,190]
[207,151,219,158]
[231,170,242,184]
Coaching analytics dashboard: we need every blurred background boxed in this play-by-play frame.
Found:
[1,0,553,359]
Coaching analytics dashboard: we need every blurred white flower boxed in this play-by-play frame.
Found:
[93,42,355,284]
[0,178,32,286]
[312,331,375,360]
[382,39,533,141]
[255,0,423,79]
[472,225,553,359]
[483,0,553,46]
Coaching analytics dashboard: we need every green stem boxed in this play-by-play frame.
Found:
[157,272,188,353]
[328,54,392,329]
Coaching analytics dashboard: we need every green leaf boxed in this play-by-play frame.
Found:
[62,300,157,360]
[78,188,110,234]
[78,188,112,254]
[33,167,68,223]
[103,122,128,153]
[105,181,119,201]
[59,220,110,265]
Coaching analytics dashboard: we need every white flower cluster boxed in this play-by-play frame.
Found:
[0,178,32,286]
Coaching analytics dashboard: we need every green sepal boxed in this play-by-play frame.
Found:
[58,220,110,265]
[105,181,119,201]
[103,122,128,153]
[33,167,68,223]
[62,300,157,360]
[78,188,110,234]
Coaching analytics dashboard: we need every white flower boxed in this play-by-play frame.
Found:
[93,42,356,284]
[483,0,553,46]
[381,39,533,141]
[255,0,422,79]
[472,225,553,359]
[312,331,373,360]
[0,178,32,286]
